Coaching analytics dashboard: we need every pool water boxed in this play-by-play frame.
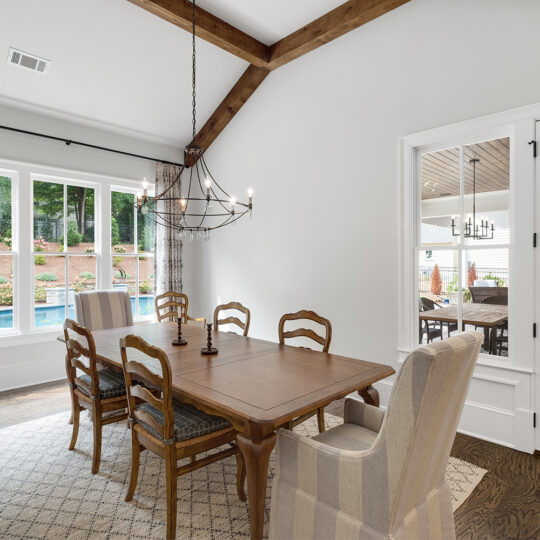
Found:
[0,296,155,329]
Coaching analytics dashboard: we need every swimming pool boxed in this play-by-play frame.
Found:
[0,296,155,329]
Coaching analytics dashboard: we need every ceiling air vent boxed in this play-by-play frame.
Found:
[8,48,49,74]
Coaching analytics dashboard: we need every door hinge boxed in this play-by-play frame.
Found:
[535,233,538,248]
[534,412,537,428]
[529,139,537,158]
[534,323,537,338]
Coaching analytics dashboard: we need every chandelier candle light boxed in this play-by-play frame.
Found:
[135,0,253,241]
[451,158,494,240]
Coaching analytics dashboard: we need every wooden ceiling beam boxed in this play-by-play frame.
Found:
[186,64,270,166]
[127,0,269,67]
[266,0,410,70]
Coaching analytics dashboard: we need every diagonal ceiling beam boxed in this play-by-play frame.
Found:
[127,0,269,67]
[267,0,411,70]
[186,64,270,166]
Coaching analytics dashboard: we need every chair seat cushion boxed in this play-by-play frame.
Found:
[313,423,378,451]
[77,368,126,399]
[137,400,232,442]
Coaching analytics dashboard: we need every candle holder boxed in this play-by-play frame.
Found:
[172,316,188,346]
[201,323,218,355]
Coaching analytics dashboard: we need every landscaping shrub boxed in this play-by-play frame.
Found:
[79,272,95,280]
[85,247,94,253]
[34,286,46,303]
[3,237,12,248]
[112,256,123,267]
[34,237,49,252]
[0,284,13,305]
[59,222,83,247]
[34,255,46,265]
[483,272,504,286]
[138,279,153,294]
[114,270,130,279]
[113,245,126,253]
[0,275,8,284]
[430,264,442,295]
[35,272,58,282]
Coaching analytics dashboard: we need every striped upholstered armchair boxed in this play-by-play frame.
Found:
[75,290,133,330]
[269,331,483,540]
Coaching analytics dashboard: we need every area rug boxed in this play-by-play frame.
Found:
[0,411,486,539]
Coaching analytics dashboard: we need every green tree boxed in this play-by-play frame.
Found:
[0,176,12,238]
[111,192,134,244]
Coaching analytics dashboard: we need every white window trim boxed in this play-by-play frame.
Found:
[0,157,153,343]
[399,103,537,374]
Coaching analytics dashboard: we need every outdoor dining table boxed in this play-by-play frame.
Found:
[60,321,394,540]
[419,303,508,353]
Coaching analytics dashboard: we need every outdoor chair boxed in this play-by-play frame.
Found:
[419,297,457,338]
[482,296,508,355]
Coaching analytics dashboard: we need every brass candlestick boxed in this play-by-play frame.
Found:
[201,322,218,355]
[172,316,187,346]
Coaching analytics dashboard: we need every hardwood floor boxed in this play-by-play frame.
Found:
[1,383,538,540]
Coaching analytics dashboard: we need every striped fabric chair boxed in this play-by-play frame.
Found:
[75,290,133,330]
[269,331,483,540]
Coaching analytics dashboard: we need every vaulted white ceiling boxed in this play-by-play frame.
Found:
[0,0,344,147]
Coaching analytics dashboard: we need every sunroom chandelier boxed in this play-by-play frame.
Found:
[136,0,252,241]
[451,158,494,240]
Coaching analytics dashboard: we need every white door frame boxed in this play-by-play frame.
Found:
[399,103,538,453]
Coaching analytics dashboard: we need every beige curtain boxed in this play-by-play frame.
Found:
[154,163,183,295]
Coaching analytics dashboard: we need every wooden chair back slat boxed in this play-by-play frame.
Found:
[155,291,188,323]
[213,302,251,336]
[120,334,175,441]
[278,310,332,353]
[282,328,326,347]
[64,319,100,397]
[131,383,163,411]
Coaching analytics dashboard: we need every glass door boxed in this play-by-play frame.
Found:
[417,137,510,359]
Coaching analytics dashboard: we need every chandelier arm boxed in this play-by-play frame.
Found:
[211,210,250,230]
[200,155,232,199]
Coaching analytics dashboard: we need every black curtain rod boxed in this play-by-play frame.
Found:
[0,124,185,168]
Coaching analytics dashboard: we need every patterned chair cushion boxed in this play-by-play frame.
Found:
[77,368,126,399]
[136,400,231,442]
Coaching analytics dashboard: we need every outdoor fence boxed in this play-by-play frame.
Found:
[418,266,508,294]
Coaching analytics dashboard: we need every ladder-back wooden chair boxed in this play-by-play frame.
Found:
[120,335,245,540]
[213,301,251,336]
[278,310,332,433]
[154,291,206,326]
[63,319,128,474]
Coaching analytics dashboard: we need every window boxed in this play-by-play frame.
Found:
[111,189,155,319]
[33,178,96,328]
[0,173,14,333]
[417,137,510,357]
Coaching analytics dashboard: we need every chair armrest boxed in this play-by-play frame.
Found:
[344,398,385,433]
[275,428,370,518]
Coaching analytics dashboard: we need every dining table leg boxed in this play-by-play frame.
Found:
[359,384,380,407]
[237,432,277,540]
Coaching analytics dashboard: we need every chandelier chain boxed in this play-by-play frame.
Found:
[191,0,196,138]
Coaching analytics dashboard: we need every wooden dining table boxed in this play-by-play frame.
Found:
[66,321,394,540]
[419,303,508,353]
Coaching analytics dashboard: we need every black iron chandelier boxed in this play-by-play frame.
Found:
[136,0,252,241]
[451,158,494,240]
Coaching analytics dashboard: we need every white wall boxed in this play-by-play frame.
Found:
[0,103,197,390]
[189,0,540,450]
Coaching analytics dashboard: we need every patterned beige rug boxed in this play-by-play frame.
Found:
[0,411,486,539]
